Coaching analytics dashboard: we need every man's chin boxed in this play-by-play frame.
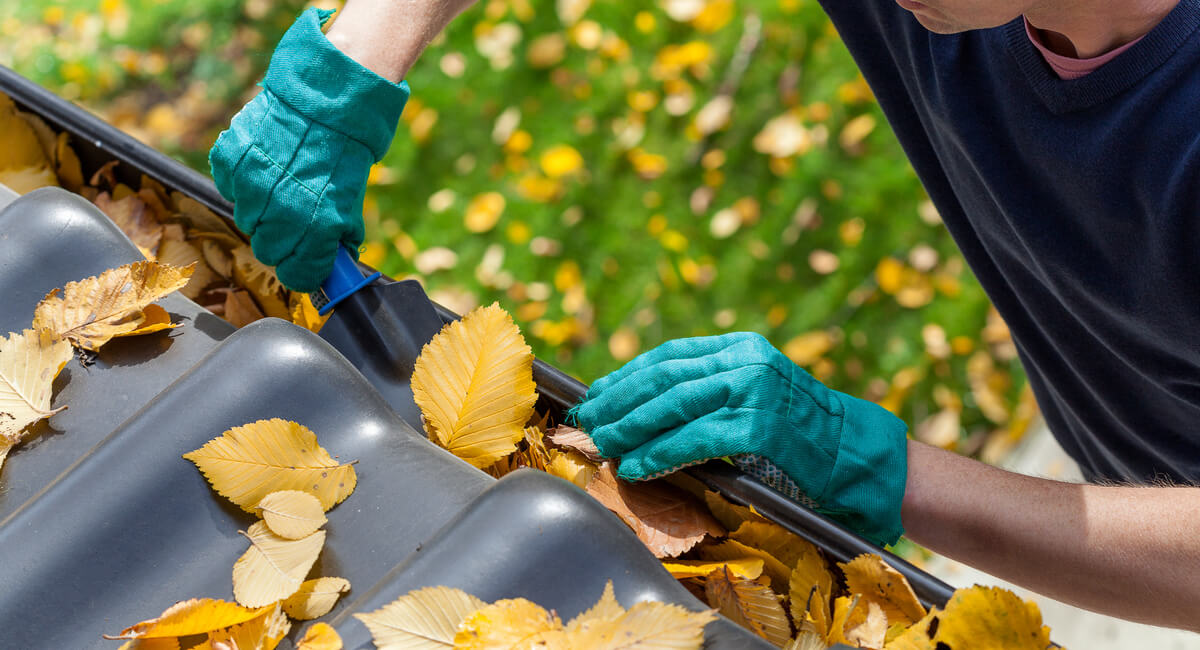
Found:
[912,13,970,34]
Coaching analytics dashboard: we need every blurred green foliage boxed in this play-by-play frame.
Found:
[0,0,1033,457]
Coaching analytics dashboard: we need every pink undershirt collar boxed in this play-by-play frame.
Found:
[1024,17,1146,80]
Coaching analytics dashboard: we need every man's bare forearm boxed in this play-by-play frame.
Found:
[324,0,475,83]
[901,440,1200,631]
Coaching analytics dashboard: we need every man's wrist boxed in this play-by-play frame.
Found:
[323,0,452,83]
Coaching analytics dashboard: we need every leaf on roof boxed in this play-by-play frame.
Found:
[411,303,538,468]
[232,521,325,607]
[32,260,193,350]
[183,418,356,512]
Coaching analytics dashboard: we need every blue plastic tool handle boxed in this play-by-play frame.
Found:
[312,244,382,315]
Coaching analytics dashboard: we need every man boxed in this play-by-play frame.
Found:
[209,0,1200,631]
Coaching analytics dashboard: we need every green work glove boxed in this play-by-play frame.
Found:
[209,8,409,292]
[571,332,908,546]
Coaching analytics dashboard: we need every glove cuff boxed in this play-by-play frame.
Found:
[263,8,410,161]
[818,392,909,547]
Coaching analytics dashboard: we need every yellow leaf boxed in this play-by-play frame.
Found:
[106,598,271,639]
[183,418,357,512]
[698,539,792,594]
[454,599,563,648]
[0,328,72,464]
[117,639,179,650]
[846,600,888,650]
[702,490,767,531]
[585,462,724,558]
[546,448,597,488]
[207,603,291,650]
[788,544,834,639]
[782,621,827,650]
[840,554,926,628]
[233,521,326,607]
[55,131,83,192]
[826,596,858,647]
[282,577,351,620]
[704,567,792,646]
[32,260,194,350]
[0,93,57,193]
[290,292,330,334]
[114,303,179,338]
[232,245,290,320]
[885,586,1050,650]
[296,622,343,650]
[354,586,486,649]
[256,490,327,540]
[563,587,717,649]
[729,521,819,576]
[662,558,764,581]
[411,303,538,468]
[565,581,624,635]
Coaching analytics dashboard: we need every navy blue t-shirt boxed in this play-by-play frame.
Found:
[819,0,1200,482]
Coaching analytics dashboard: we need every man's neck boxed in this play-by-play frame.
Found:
[1026,0,1180,58]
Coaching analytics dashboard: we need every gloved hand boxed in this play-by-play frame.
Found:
[570,332,909,546]
[209,8,409,292]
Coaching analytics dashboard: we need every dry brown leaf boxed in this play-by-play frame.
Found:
[585,462,724,558]
[94,192,163,256]
[705,567,792,646]
[354,585,486,649]
[546,448,596,488]
[0,328,72,466]
[454,598,564,648]
[106,598,271,639]
[282,577,351,620]
[256,490,327,540]
[233,521,326,607]
[156,239,218,300]
[546,424,603,461]
[32,260,193,350]
[840,554,926,628]
[703,490,768,531]
[662,558,764,581]
[296,622,343,650]
[222,288,266,328]
[184,419,356,512]
[200,238,236,279]
[411,303,538,468]
[173,192,242,240]
[698,539,792,594]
